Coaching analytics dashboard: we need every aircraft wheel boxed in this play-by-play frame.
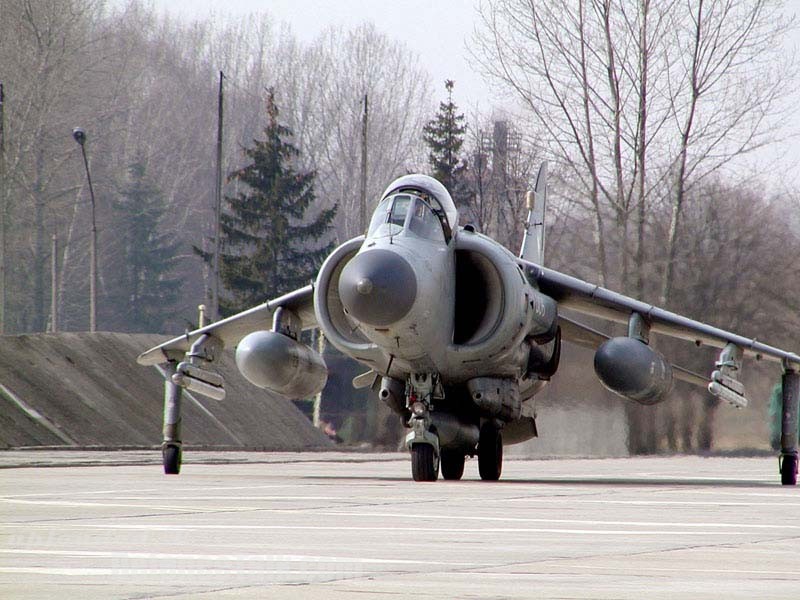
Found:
[781,453,798,486]
[163,444,181,475]
[478,423,502,481]
[441,450,465,481]
[411,444,439,482]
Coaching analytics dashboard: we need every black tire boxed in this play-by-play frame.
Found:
[411,444,439,482]
[781,454,798,486]
[441,450,465,481]
[478,423,502,481]
[163,445,181,475]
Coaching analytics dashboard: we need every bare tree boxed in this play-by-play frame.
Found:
[301,24,433,240]
[658,0,796,305]
[473,0,797,453]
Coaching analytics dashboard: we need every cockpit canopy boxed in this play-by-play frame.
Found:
[367,193,447,242]
[368,174,459,243]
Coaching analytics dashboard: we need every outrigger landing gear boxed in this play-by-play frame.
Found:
[780,363,799,486]
[478,421,503,481]
[162,362,183,475]
[158,328,224,475]
[163,443,181,475]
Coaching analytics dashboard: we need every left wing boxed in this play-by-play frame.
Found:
[558,314,709,388]
[521,260,800,368]
[137,285,316,366]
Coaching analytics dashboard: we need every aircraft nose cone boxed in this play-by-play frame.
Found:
[338,249,417,326]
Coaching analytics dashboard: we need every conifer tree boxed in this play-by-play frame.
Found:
[112,159,182,332]
[422,79,471,209]
[210,89,336,316]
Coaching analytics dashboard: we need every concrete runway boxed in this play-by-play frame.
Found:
[2,451,799,599]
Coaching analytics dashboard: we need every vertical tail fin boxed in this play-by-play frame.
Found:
[519,161,547,264]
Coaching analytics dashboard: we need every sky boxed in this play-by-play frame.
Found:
[150,0,800,191]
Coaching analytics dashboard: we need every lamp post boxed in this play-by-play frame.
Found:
[72,127,97,332]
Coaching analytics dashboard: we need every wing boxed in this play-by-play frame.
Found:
[521,261,800,368]
[137,285,316,366]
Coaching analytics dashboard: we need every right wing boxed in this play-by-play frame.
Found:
[137,285,316,366]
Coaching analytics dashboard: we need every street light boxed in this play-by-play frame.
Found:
[72,127,97,332]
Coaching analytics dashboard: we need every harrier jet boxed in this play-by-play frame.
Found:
[138,166,800,484]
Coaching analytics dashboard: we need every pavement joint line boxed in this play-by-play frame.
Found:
[0,548,481,566]
[0,524,762,536]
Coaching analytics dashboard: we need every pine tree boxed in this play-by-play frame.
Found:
[209,89,336,316]
[112,159,182,332]
[422,79,471,209]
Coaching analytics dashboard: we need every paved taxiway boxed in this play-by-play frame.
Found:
[2,451,799,599]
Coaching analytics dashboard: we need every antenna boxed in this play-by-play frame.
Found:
[359,94,368,233]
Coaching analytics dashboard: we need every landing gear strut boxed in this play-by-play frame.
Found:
[161,362,182,475]
[478,421,503,481]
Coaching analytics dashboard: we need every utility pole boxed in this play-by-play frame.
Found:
[72,128,97,332]
[359,94,368,232]
[0,82,6,334]
[211,70,224,321]
[50,234,57,332]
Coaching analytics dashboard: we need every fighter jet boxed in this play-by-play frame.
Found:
[138,165,800,484]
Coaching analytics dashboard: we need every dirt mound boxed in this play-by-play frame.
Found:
[0,332,331,450]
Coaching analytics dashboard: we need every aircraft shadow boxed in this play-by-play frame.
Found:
[301,475,781,488]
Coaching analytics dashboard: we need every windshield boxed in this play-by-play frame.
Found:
[366,194,445,243]
[407,197,445,242]
[367,194,410,238]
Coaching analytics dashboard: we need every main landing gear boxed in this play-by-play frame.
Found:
[478,421,503,481]
[409,426,503,482]
[441,449,466,480]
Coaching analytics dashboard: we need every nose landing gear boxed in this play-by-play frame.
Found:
[411,443,440,481]
[405,372,441,482]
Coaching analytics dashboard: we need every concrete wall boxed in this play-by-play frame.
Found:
[0,333,331,450]
[0,334,635,456]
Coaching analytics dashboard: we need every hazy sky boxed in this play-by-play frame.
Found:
[152,0,800,190]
